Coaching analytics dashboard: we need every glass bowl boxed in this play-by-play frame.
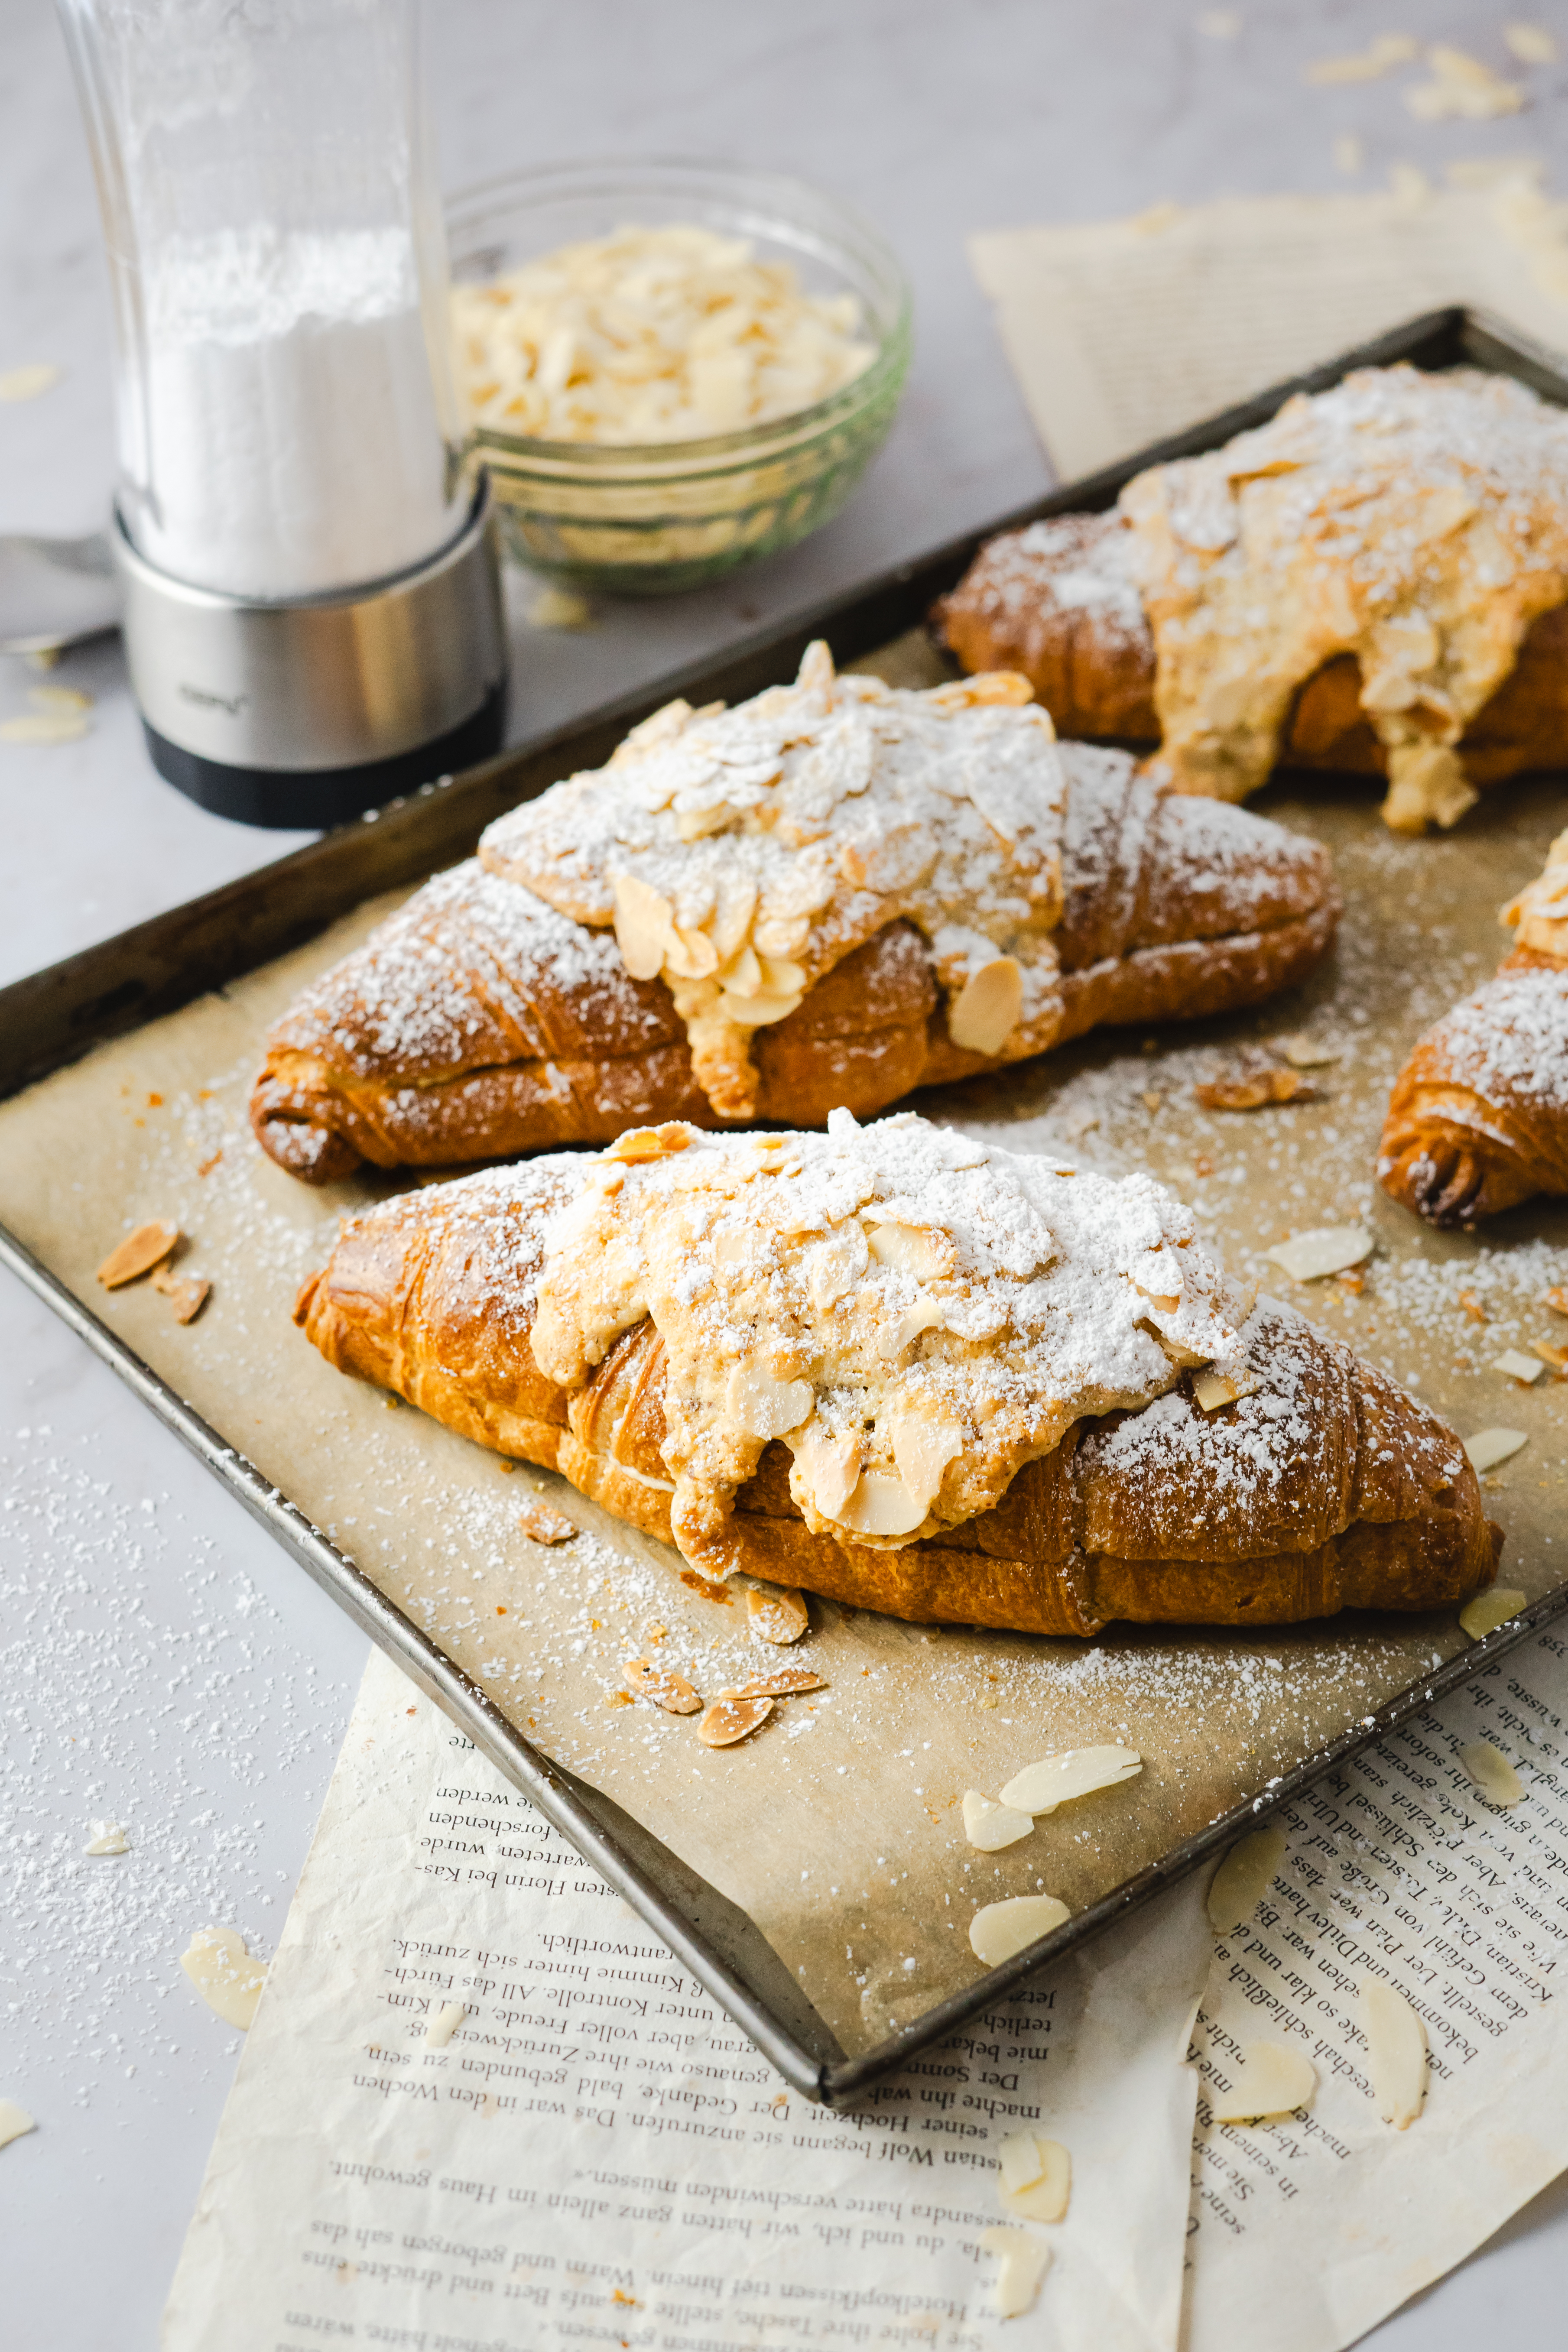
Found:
[445,159,912,596]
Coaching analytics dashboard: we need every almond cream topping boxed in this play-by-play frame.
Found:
[530,1108,1254,1582]
[1122,365,1568,834]
[479,643,1068,1117]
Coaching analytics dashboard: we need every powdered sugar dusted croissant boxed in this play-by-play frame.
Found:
[1380,829,1568,1226]
[251,645,1336,1183]
[935,368,1568,834]
[295,1114,1495,1634]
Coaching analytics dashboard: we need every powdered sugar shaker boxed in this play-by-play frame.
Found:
[58,0,506,825]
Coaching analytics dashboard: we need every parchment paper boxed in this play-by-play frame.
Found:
[2,657,1565,2063]
[162,1644,1213,2352]
[969,182,1568,480]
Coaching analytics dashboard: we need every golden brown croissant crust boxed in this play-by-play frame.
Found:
[295,1165,1495,1635]
[933,509,1568,790]
[1379,945,1568,1226]
[252,743,1337,1184]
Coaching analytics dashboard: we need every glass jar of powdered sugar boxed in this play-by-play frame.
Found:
[60,0,464,597]
[57,0,505,827]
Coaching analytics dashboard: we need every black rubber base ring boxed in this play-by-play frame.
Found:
[142,681,509,830]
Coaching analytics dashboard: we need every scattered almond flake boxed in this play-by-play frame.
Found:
[968,1894,1071,1967]
[1263,1226,1372,1283]
[1191,1369,1260,1412]
[998,2135,1071,2223]
[1464,1426,1529,1474]
[1279,1034,1338,1068]
[83,1820,130,1857]
[1211,2039,1317,2122]
[1505,24,1557,65]
[1491,1348,1545,1384]
[1333,133,1365,176]
[1457,1739,1525,1806]
[480,642,1069,1120]
[96,1220,180,1289]
[527,586,594,632]
[1459,1291,1487,1323]
[424,2000,466,2047]
[1548,1288,1568,1317]
[1195,1068,1316,1111]
[530,1108,1253,1583]
[1406,46,1526,120]
[1207,1823,1286,1934]
[29,684,93,713]
[1361,1977,1428,2128]
[999,1744,1143,1815]
[697,1693,773,1746]
[150,1263,210,1324]
[0,362,61,400]
[1305,32,1417,82]
[1460,1585,1527,1638]
[452,223,875,444]
[1141,1089,1162,1113]
[0,710,91,745]
[179,1926,266,2030]
[517,1496,577,1544]
[1532,1341,1568,1375]
[623,1657,702,1714]
[998,2131,1045,2191]
[980,2225,1051,2318]
[745,1585,810,1644]
[0,2099,37,2151]
[719,1670,825,1700]
[962,1790,1035,1853]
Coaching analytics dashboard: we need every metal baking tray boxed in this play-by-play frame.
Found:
[6,304,1568,2106]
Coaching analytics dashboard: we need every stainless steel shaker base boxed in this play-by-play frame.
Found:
[140,683,507,829]
[116,479,509,830]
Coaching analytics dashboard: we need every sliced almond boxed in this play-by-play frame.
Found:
[84,1820,130,1856]
[866,1220,955,1282]
[1264,1226,1373,1283]
[518,1498,577,1544]
[623,1657,702,1714]
[747,1585,810,1644]
[980,2226,1051,2320]
[726,1363,813,1442]
[1211,2040,1317,2122]
[1196,1068,1316,1111]
[1192,1370,1259,1413]
[793,1424,864,1519]
[999,1744,1142,1816]
[962,1790,1034,1852]
[0,2100,37,2152]
[1492,1349,1545,1384]
[611,872,677,979]
[1361,1978,1428,2128]
[1545,1287,1568,1318]
[1459,1585,1526,1639]
[180,1926,266,2030]
[837,1466,927,1537]
[150,1264,210,1323]
[886,1402,963,1514]
[878,1296,945,1359]
[720,1670,825,1700]
[97,1220,179,1288]
[424,2000,466,2048]
[805,1225,869,1310]
[1464,1428,1528,1473]
[1531,1341,1568,1376]
[949,957,1023,1057]
[604,1122,692,1163]
[968,1894,1071,1967]
[1207,1823,1286,1934]
[998,2131,1046,2192]
[1458,1739,1524,1806]
[698,1694,773,1746]
[1279,1035,1338,1068]
[998,2136,1071,2224]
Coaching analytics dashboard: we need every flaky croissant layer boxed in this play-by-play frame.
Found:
[294,1153,1496,1636]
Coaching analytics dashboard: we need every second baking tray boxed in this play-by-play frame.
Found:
[4,306,1568,2106]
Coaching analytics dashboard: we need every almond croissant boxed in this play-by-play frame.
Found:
[1380,829,1568,1226]
[935,367,1568,836]
[252,650,1336,1184]
[294,1124,1495,1635]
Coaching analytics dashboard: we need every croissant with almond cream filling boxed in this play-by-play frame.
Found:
[252,645,1336,1183]
[294,1116,1495,1634]
[934,367,1568,835]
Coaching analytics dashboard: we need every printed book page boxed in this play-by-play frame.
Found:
[969,183,1568,479]
[162,1645,1212,2352]
[1184,1621,1568,2352]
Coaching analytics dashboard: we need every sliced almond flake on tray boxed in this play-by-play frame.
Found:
[517,1496,578,1544]
[150,1263,210,1323]
[969,1892,1071,1965]
[1195,1068,1318,1110]
[720,1670,826,1699]
[1464,1427,1528,1473]
[623,1657,702,1714]
[698,1694,773,1746]
[1000,1744,1142,1815]
[1492,1348,1545,1384]
[1459,1585,1527,1638]
[745,1585,810,1643]
[96,1219,179,1288]
[1264,1226,1373,1282]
